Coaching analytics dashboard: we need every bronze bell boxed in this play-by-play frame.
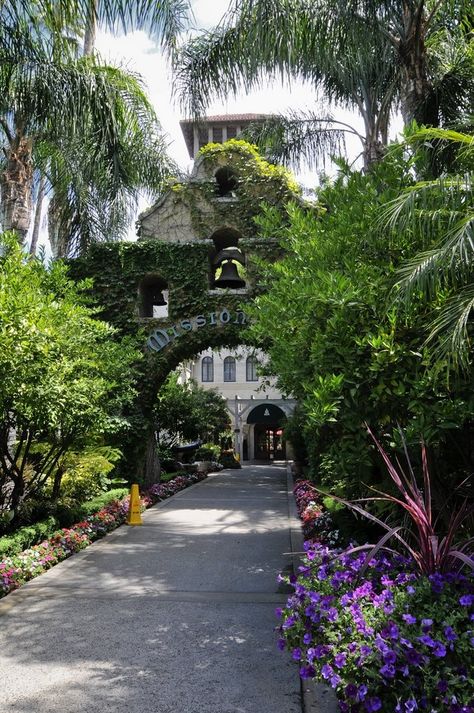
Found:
[148,288,167,305]
[214,260,245,289]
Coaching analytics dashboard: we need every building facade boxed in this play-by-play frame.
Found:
[180,346,296,462]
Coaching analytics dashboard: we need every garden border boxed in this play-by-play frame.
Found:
[286,464,338,713]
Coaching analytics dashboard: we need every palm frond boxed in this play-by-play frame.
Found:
[242,110,353,171]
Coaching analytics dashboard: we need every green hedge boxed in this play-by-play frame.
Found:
[0,488,129,558]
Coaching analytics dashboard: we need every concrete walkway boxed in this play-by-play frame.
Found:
[0,465,302,713]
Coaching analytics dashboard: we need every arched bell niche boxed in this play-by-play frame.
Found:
[138,274,169,318]
[214,166,238,198]
[210,227,246,290]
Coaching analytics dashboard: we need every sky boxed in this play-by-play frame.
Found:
[35,0,403,252]
[94,0,378,184]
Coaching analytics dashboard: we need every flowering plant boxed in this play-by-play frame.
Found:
[278,542,474,712]
[0,470,207,599]
[294,479,342,545]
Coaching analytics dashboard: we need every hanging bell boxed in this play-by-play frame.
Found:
[214,260,246,289]
[148,288,167,306]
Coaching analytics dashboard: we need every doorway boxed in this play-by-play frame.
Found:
[254,424,286,460]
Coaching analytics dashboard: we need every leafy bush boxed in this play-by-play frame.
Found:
[195,443,221,461]
[278,543,474,712]
[219,450,242,469]
[160,471,187,483]
[58,447,123,501]
[0,489,129,555]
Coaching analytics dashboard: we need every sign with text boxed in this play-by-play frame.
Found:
[146,309,248,353]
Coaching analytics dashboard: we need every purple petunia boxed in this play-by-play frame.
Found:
[365,696,382,712]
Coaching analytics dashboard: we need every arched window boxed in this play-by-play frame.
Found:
[246,355,258,381]
[223,356,236,382]
[215,166,238,197]
[201,356,214,383]
[138,275,168,318]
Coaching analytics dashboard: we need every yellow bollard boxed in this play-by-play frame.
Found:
[127,483,143,526]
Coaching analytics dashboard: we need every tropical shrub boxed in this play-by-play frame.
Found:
[278,543,474,712]
[0,235,140,519]
[247,151,474,498]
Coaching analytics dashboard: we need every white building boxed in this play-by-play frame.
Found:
[180,346,295,462]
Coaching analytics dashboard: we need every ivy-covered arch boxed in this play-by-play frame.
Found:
[69,141,302,482]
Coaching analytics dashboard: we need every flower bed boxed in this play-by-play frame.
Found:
[293,479,342,547]
[278,542,474,712]
[0,471,206,599]
[285,478,474,712]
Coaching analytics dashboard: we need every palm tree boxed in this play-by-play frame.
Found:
[175,0,472,170]
[0,16,173,249]
[384,128,474,369]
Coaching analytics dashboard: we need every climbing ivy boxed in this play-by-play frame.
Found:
[68,141,301,482]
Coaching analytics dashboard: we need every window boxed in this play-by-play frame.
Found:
[226,126,237,139]
[215,166,238,197]
[246,355,258,381]
[223,356,236,382]
[212,126,223,143]
[138,275,168,318]
[198,126,209,149]
[201,356,214,382]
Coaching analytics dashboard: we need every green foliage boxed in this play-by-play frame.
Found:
[156,373,230,446]
[219,450,242,469]
[0,488,128,556]
[56,446,123,501]
[0,235,140,516]
[195,443,221,461]
[246,150,474,496]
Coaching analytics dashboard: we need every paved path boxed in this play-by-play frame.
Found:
[0,465,302,713]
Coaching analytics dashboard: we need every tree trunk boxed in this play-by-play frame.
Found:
[52,465,64,500]
[29,174,46,256]
[398,2,438,127]
[83,0,98,56]
[0,130,34,244]
[48,191,69,258]
[143,425,161,487]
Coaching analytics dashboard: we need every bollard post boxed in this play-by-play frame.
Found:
[127,483,143,526]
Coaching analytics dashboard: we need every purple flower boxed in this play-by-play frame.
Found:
[444,626,457,642]
[299,664,315,679]
[330,673,341,688]
[432,641,447,658]
[345,683,358,698]
[404,698,418,712]
[277,638,285,651]
[459,594,473,606]
[418,634,435,647]
[437,679,448,693]
[334,652,347,669]
[321,664,333,680]
[292,647,302,661]
[382,622,399,640]
[357,684,368,702]
[380,663,396,679]
[383,650,397,664]
[365,697,382,712]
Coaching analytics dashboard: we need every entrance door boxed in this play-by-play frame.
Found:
[254,425,286,460]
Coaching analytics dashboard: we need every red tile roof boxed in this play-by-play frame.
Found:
[180,113,268,124]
